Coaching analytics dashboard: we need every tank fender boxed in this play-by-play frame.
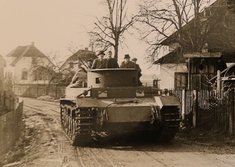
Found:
[154,96,180,109]
[76,98,112,108]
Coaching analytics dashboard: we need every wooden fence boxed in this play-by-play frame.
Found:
[175,88,235,135]
[211,88,235,135]
[14,84,66,99]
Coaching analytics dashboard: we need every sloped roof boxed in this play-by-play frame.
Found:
[156,0,235,65]
[154,50,186,64]
[7,44,47,58]
[160,0,219,46]
[161,0,235,52]
[7,43,49,66]
[60,49,96,69]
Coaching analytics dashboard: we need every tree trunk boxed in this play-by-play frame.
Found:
[114,38,119,60]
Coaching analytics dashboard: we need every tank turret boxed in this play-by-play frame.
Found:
[88,68,138,88]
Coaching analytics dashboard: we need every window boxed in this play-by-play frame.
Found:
[21,70,28,80]
[95,77,101,84]
[32,57,37,65]
[175,72,188,89]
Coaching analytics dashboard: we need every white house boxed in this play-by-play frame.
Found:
[4,43,54,85]
[154,49,188,90]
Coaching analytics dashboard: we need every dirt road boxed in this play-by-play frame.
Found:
[4,98,235,167]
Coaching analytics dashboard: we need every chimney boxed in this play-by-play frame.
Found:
[85,47,88,51]
[31,42,35,46]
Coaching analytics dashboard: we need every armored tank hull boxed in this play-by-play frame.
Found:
[60,69,180,145]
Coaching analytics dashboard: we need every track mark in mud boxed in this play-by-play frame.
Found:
[143,151,169,167]
[76,147,102,167]
[73,146,86,167]
[24,104,60,116]
[87,148,117,167]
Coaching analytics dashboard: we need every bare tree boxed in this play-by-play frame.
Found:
[136,0,214,61]
[89,0,136,59]
[30,55,63,95]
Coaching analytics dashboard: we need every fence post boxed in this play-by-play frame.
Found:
[229,89,235,135]
[216,70,221,98]
[182,89,186,120]
[192,90,198,128]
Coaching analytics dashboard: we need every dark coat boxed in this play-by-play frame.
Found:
[106,58,119,68]
[120,61,136,68]
[135,63,142,76]
[91,59,107,69]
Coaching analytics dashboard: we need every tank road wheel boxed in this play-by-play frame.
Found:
[60,102,95,146]
[60,103,77,141]
[72,107,95,146]
[60,104,68,131]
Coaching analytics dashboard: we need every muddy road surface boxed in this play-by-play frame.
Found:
[3,98,235,167]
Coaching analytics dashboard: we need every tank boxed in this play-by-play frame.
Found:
[60,68,181,145]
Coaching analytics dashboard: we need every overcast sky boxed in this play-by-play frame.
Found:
[0,0,159,74]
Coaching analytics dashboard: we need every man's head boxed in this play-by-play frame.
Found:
[97,51,105,59]
[124,54,130,62]
[131,58,137,64]
[87,59,93,68]
[108,51,112,58]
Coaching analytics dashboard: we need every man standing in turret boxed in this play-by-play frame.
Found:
[132,57,142,86]
[120,54,136,68]
[106,51,119,68]
[91,51,107,69]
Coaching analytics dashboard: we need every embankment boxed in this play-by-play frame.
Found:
[0,101,23,155]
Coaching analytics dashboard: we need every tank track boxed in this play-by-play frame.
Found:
[157,106,180,142]
[60,104,94,146]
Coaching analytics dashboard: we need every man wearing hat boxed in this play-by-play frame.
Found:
[68,60,88,88]
[132,57,141,74]
[132,57,142,86]
[106,51,119,68]
[91,51,107,69]
[120,54,136,68]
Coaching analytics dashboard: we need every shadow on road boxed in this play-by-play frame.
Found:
[74,133,235,155]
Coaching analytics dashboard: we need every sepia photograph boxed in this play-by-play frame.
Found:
[0,0,235,166]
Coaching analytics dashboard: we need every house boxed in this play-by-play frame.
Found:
[153,0,235,128]
[5,42,54,85]
[4,43,58,97]
[154,49,188,90]
[60,48,96,73]
[60,48,96,85]
[155,0,235,90]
